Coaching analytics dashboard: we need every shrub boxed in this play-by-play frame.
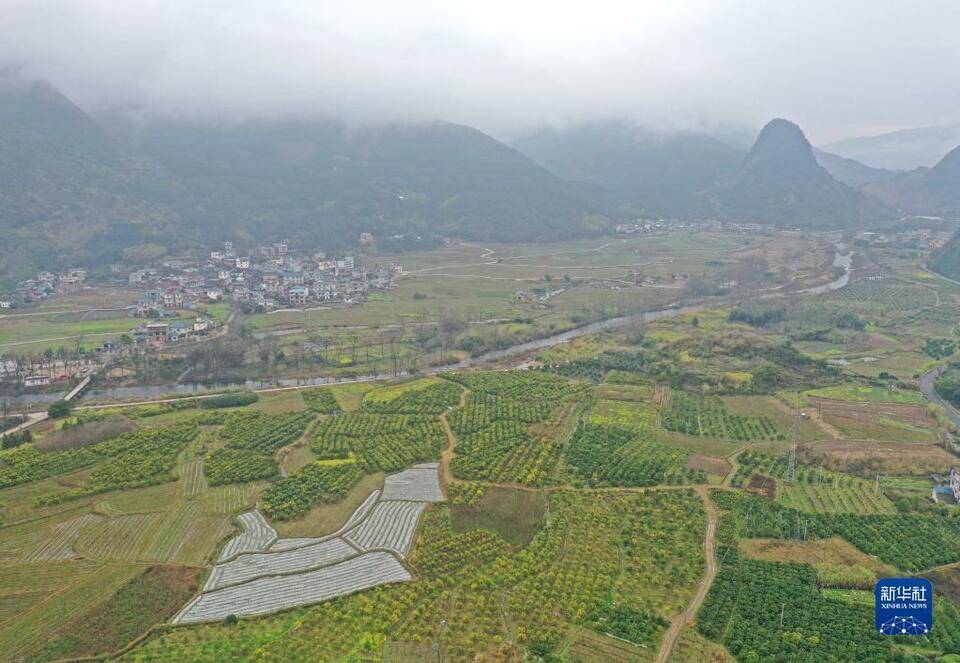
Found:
[261,462,363,520]
[198,392,259,409]
[203,448,278,485]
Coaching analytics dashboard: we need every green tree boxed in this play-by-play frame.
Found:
[47,400,72,418]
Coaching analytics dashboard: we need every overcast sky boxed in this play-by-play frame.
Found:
[3,0,959,143]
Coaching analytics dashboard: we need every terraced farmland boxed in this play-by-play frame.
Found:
[178,458,207,497]
[75,513,162,561]
[143,501,205,561]
[175,551,411,624]
[205,537,357,590]
[19,512,102,562]
[344,501,426,555]
[218,510,277,561]
[173,463,444,623]
[202,482,262,515]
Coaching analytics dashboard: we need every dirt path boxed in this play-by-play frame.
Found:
[655,486,719,663]
[807,407,843,439]
[722,445,750,487]
[438,385,470,489]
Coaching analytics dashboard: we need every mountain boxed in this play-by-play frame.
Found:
[122,119,609,248]
[929,232,960,280]
[709,119,881,227]
[512,122,743,215]
[825,125,960,171]
[0,73,184,281]
[813,149,902,187]
[0,75,610,282]
[864,144,960,217]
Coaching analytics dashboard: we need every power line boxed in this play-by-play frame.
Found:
[787,407,798,484]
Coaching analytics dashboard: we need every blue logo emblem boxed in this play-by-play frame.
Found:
[875,578,933,635]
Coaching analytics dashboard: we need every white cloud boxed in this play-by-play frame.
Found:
[2,0,959,141]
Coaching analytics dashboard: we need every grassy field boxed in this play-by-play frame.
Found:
[450,486,547,547]
[0,561,142,660]
[362,376,445,403]
[881,475,935,493]
[34,565,200,661]
[563,628,653,662]
[671,625,732,662]
[823,413,939,444]
[739,536,896,588]
[0,292,210,355]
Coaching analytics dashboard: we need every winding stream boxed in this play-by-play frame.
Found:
[5,248,853,410]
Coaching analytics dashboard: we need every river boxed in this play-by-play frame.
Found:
[5,247,853,411]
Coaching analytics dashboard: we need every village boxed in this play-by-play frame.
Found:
[0,235,403,389]
[3,235,401,313]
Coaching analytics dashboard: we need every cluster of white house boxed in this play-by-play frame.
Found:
[126,238,401,314]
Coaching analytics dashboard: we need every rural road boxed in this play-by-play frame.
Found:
[920,366,960,429]
[0,411,48,436]
[655,486,718,663]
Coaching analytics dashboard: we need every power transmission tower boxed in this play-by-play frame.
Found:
[787,408,798,484]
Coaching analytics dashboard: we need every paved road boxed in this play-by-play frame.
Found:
[655,486,718,663]
[919,366,960,429]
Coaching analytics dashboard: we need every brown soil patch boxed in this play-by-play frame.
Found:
[746,474,777,499]
[802,440,954,476]
[927,568,960,605]
[686,453,732,477]
[739,537,894,576]
[809,397,933,426]
[36,418,137,452]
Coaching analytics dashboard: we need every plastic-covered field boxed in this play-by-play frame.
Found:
[344,501,425,555]
[175,551,410,624]
[267,489,381,552]
[176,464,443,623]
[205,537,357,591]
[381,464,444,502]
[218,511,277,561]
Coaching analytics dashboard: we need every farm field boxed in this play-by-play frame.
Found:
[806,385,928,405]
[245,233,788,332]
[739,537,896,589]
[9,234,960,661]
[0,295,214,355]
[778,483,897,515]
[128,488,708,660]
[175,463,444,624]
[221,232,835,381]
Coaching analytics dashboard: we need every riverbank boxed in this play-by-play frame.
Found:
[5,248,852,417]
